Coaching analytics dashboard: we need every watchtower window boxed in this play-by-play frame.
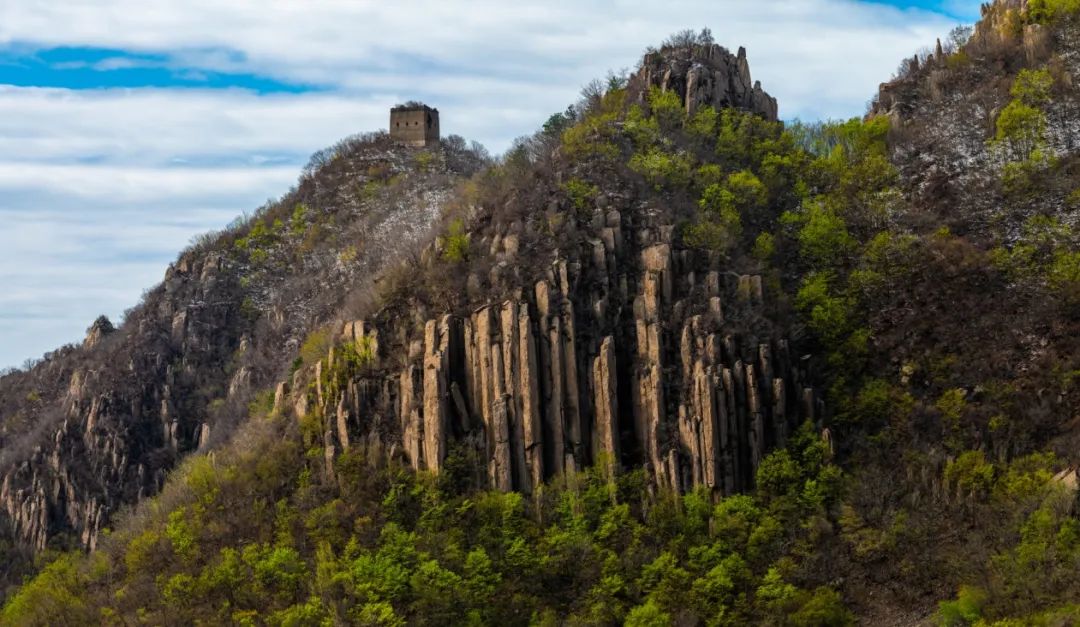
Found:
[426,114,432,128]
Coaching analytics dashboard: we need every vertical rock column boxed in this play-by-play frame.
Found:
[555,261,584,473]
[592,336,619,473]
[500,302,529,491]
[535,280,565,477]
[518,303,544,489]
[464,301,544,492]
[676,314,733,493]
[421,316,453,472]
[399,365,422,470]
[634,244,671,483]
[490,342,513,491]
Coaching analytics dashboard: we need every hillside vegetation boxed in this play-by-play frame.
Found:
[2,3,1080,625]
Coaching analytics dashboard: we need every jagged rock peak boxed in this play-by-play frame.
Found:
[84,315,115,348]
[630,41,779,122]
[869,0,1057,122]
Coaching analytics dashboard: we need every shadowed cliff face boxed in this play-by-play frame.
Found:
[273,44,797,497]
[284,205,816,498]
[0,134,484,565]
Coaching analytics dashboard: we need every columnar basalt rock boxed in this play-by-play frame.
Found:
[293,211,820,500]
[422,316,454,472]
[593,336,619,473]
[399,365,421,470]
[518,303,544,490]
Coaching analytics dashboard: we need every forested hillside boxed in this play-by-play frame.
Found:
[2,1,1080,625]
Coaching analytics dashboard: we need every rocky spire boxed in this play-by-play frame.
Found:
[629,42,778,121]
[83,315,115,349]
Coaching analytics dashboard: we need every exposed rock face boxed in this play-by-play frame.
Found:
[83,315,115,349]
[1,253,241,552]
[870,0,1058,124]
[630,43,778,121]
[292,202,818,496]
[0,135,477,558]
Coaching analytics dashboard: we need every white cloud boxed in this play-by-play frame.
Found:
[1,0,968,122]
[0,0,975,368]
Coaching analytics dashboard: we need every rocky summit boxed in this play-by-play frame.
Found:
[2,6,1080,625]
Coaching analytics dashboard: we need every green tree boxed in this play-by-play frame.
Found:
[995,100,1046,157]
[625,599,672,627]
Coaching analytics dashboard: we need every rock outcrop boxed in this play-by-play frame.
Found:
[0,253,243,552]
[630,43,778,122]
[83,315,115,349]
[0,135,478,556]
[292,200,818,495]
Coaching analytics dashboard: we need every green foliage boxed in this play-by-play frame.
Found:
[695,162,726,188]
[995,100,1047,156]
[945,451,995,494]
[165,508,199,562]
[290,203,310,237]
[1048,249,1080,294]
[561,88,625,161]
[994,68,1056,167]
[686,105,719,141]
[1011,68,1054,106]
[683,220,737,253]
[784,201,857,267]
[562,178,599,212]
[790,587,856,626]
[724,170,769,212]
[752,232,776,261]
[935,388,968,437]
[298,328,332,369]
[413,150,435,172]
[990,215,1080,305]
[646,86,685,130]
[715,109,789,172]
[2,406,854,625]
[624,598,671,626]
[542,106,576,139]
[442,218,469,263]
[795,272,859,347]
[1026,0,1080,24]
[624,104,661,147]
[699,184,742,226]
[835,378,914,429]
[684,170,768,254]
[235,217,284,264]
[0,554,93,625]
[1064,188,1080,209]
[629,148,693,190]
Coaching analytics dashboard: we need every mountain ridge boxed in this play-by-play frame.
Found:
[1,7,1080,624]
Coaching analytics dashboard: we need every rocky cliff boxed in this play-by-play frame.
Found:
[269,44,797,497]
[0,41,789,573]
[631,42,779,121]
[287,209,816,498]
[0,134,484,565]
[5,11,1080,622]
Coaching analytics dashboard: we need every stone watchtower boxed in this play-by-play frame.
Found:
[390,103,439,147]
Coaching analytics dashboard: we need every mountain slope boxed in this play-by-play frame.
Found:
[2,6,1080,625]
[0,132,487,595]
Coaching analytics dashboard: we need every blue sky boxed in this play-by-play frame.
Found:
[0,0,979,369]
